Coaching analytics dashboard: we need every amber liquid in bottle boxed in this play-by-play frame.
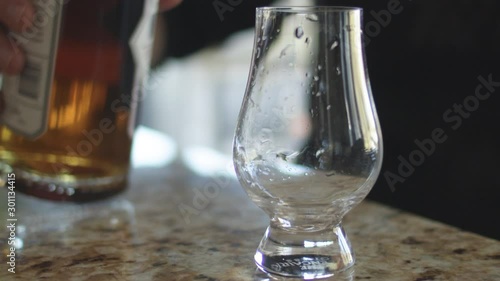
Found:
[0,0,149,201]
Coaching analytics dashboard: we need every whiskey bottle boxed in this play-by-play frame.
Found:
[0,0,159,201]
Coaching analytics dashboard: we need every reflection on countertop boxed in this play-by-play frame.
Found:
[0,157,499,280]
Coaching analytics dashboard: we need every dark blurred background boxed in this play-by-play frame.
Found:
[155,0,500,240]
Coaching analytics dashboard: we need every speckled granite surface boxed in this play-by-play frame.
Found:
[1,166,499,281]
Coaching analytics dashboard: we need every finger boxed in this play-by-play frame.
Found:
[159,0,183,11]
[0,0,35,33]
[0,30,25,74]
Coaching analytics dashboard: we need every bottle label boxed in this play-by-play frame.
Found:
[1,0,64,139]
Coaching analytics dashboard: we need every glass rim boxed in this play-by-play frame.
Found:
[257,6,362,12]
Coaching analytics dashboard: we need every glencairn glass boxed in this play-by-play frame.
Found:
[233,7,383,279]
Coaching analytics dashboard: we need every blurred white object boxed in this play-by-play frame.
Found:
[131,125,177,168]
[141,29,254,175]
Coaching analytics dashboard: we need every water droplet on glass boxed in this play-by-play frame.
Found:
[276,151,299,162]
[276,153,287,161]
[269,178,274,182]
[295,26,304,39]
[260,139,271,145]
[253,154,263,161]
[263,35,268,41]
[345,25,354,32]
[315,148,325,158]
[279,44,293,58]
[300,82,304,87]
[314,76,319,81]
[305,72,309,78]
[327,105,332,110]
[289,62,294,67]
[315,92,321,97]
[277,28,280,33]
[305,172,309,176]
[318,65,322,70]
[330,39,339,51]
[336,67,341,75]
[305,37,310,44]
[306,14,319,22]
[256,47,261,59]
[257,37,261,42]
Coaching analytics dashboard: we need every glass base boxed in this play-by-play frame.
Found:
[254,223,354,279]
[1,164,127,202]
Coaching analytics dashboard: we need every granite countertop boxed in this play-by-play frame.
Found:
[1,165,499,281]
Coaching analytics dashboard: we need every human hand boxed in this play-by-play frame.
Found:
[0,0,182,76]
[159,0,183,11]
[0,0,34,75]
